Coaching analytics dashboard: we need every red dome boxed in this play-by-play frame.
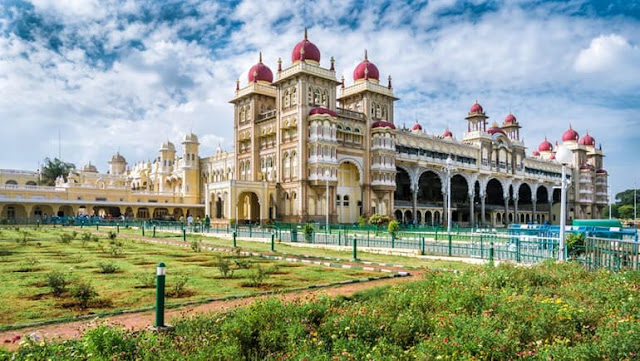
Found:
[579,132,595,146]
[353,50,379,81]
[504,113,516,124]
[562,125,579,142]
[412,122,422,131]
[550,154,556,160]
[532,151,540,156]
[247,53,273,83]
[309,107,337,117]
[596,168,608,174]
[443,128,453,138]
[487,122,506,136]
[291,29,321,63]
[469,101,483,114]
[372,121,396,129]
[580,164,592,171]
[538,138,553,152]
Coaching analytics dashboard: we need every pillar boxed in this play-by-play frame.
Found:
[548,200,553,224]
[514,197,519,224]
[204,184,211,218]
[504,197,509,225]
[469,193,474,227]
[442,190,447,227]
[480,194,486,226]
[411,186,418,223]
[531,196,536,224]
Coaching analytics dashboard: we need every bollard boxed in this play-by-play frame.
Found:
[489,242,494,266]
[116,224,120,233]
[96,223,99,231]
[271,233,275,252]
[153,226,156,238]
[182,228,186,241]
[515,237,521,263]
[420,236,425,255]
[233,231,237,248]
[480,235,484,259]
[338,232,341,246]
[142,226,145,237]
[448,234,452,257]
[391,233,396,249]
[155,262,166,328]
[435,229,438,241]
[352,238,358,261]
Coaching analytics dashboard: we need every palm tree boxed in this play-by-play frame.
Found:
[40,157,76,186]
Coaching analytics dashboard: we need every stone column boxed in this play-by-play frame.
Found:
[204,184,211,218]
[480,194,486,226]
[531,196,537,224]
[514,197,519,224]
[548,200,553,224]
[469,193,475,228]
[412,186,418,223]
[504,197,509,225]
[442,190,447,227]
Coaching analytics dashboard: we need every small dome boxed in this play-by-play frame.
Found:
[580,164,592,171]
[291,29,321,63]
[110,152,126,162]
[443,128,453,138]
[160,140,175,151]
[578,132,595,146]
[469,100,484,114]
[412,122,422,132]
[247,53,273,83]
[562,125,579,142]
[504,113,516,124]
[596,168,608,174]
[532,150,540,156]
[82,163,98,173]
[538,137,553,152]
[372,121,396,129]
[550,154,556,160]
[309,107,337,117]
[487,122,506,136]
[183,133,199,143]
[353,50,380,81]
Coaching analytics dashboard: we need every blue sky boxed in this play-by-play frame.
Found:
[0,0,639,197]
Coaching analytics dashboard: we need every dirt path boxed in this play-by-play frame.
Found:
[1,269,420,351]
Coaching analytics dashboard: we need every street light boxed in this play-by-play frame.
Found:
[445,155,456,235]
[325,168,331,233]
[555,145,573,261]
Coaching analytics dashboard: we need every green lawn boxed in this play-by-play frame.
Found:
[0,227,381,326]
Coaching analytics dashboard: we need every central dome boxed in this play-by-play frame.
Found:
[469,100,484,114]
[562,125,579,142]
[291,29,321,63]
[353,50,380,81]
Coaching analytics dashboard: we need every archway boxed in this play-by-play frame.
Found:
[2,204,26,219]
[404,210,413,224]
[337,161,362,223]
[394,209,403,222]
[536,186,549,224]
[486,178,504,226]
[450,174,469,224]
[237,192,260,224]
[58,205,73,217]
[394,167,412,203]
[153,208,169,220]
[137,208,150,219]
[424,210,432,225]
[417,171,443,206]
[215,196,223,218]
[518,183,533,224]
[416,211,422,225]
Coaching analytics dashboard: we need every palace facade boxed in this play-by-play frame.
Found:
[0,31,609,227]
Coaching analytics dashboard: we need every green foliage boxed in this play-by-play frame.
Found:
[618,204,634,219]
[58,233,73,244]
[16,256,40,272]
[358,215,367,228]
[215,256,234,279]
[387,220,400,234]
[566,232,585,255]
[171,273,189,297]
[71,281,97,308]
[83,325,137,359]
[97,262,119,274]
[39,157,76,186]
[247,266,268,287]
[108,231,117,240]
[135,272,155,288]
[369,213,390,227]
[107,239,124,257]
[190,239,202,252]
[45,270,68,296]
[302,223,314,236]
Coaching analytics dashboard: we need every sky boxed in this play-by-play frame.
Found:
[0,0,639,197]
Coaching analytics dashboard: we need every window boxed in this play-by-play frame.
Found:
[322,90,328,106]
[314,89,321,105]
[284,90,290,108]
[343,195,350,206]
[308,86,313,105]
[5,180,17,185]
[291,87,297,105]
[336,195,341,206]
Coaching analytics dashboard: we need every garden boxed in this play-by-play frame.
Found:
[2,260,640,360]
[0,226,383,327]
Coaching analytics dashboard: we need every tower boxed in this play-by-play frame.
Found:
[181,133,200,203]
[157,140,176,192]
[108,152,127,175]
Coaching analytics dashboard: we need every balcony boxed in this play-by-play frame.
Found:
[336,107,365,120]
[257,109,276,121]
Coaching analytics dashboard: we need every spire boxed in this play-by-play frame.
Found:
[330,56,335,71]
[364,49,368,61]
[258,51,262,63]
[340,75,345,89]
[277,57,282,72]
[304,27,308,41]
[236,79,240,91]
[388,75,392,89]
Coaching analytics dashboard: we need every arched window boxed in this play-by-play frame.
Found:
[26,181,37,186]
[322,90,328,106]
[308,86,313,105]
[375,104,382,119]
[314,89,321,105]
[5,180,18,185]
[284,90,290,108]
[291,87,297,105]
[336,195,341,206]
[283,152,290,179]
[292,151,298,177]
[240,108,245,122]
[343,195,350,206]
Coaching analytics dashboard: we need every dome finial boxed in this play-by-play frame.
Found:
[340,75,345,89]
[364,49,368,61]
[330,56,335,71]
[259,51,262,63]
[304,27,308,40]
[277,57,282,72]
[236,78,240,91]
[388,75,392,89]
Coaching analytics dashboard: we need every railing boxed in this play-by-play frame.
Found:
[336,107,365,120]
[257,109,276,120]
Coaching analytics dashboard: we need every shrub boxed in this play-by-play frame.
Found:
[71,281,98,308]
[566,232,585,256]
[97,262,119,274]
[135,272,155,288]
[190,239,202,252]
[215,256,234,279]
[387,220,400,235]
[92,234,99,242]
[108,231,117,240]
[45,271,68,296]
[234,258,252,270]
[369,213,390,227]
[58,233,73,244]
[171,273,189,297]
[108,240,124,257]
[84,325,137,359]
[358,215,367,228]
[248,266,268,287]
[81,232,92,246]
[16,256,39,272]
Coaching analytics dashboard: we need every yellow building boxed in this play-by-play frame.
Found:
[0,30,609,226]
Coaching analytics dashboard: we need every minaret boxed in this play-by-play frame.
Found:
[465,100,488,133]
[181,132,200,203]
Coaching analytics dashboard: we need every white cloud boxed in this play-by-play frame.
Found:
[574,34,640,83]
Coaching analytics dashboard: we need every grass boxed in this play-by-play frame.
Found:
[0,227,382,326]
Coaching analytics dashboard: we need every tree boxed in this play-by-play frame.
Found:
[617,205,634,220]
[40,157,75,186]
[603,204,619,219]
[614,189,638,208]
